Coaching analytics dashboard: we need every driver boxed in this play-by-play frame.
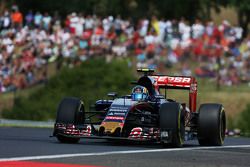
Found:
[131,85,148,101]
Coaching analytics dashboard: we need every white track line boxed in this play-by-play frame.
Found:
[1,145,250,162]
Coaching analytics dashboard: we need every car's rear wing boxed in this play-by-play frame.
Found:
[150,75,197,112]
[150,75,196,89]
[137,69,197,112]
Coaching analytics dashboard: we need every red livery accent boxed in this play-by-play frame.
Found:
[55,123,92,136]
[105,116,124,120]
[129,127,160,140]
[151,76,192,87]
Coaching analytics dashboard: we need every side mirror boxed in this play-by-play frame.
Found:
[107,92,118,99]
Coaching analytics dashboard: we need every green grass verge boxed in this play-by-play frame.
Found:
[1,58,135,121]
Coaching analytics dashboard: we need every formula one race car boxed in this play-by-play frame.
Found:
[53,69,226,147]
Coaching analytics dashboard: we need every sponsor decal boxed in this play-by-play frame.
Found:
[153,76,191,84]
[109,107,128,113]
[108,112,126,116]
[108,112,114,116]
[108,106,129,116]
[105,106,129,122]
[167,77,191,83]
[105,116,124,120]
[113,112,126,116]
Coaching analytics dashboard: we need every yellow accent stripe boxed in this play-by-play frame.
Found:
[178,105,184,145]
[219,107,225,145]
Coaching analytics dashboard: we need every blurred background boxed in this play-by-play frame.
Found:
[0,0,249,136]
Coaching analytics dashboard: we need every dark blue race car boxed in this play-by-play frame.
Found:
[53,69,226,147]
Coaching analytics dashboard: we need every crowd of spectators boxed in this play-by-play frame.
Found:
[0,5,250,93]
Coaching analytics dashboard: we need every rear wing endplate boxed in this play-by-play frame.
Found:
[150,75,197,112]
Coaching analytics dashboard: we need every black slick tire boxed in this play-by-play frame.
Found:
[198,103,226,146]
[55,97,85,143]
[159,102,185,147]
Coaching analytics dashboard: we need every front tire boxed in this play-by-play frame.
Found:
[198,103,226,146]
[159,102,185,147]
[55,97,85,143]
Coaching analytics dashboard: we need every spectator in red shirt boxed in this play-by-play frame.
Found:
[11,8,23,30]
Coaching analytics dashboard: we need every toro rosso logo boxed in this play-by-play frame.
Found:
[152,76,191,86]
[167,77,191,83]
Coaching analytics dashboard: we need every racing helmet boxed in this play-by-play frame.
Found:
[131,86,148,101]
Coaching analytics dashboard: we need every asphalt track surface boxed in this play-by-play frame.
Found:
[0,127,250,167]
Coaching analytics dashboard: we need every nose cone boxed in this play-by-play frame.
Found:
[100,122,123,134]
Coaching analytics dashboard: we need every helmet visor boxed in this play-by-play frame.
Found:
[133,93,142,100]
[132,93,147,101]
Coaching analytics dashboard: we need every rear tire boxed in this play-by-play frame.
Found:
[55,97,85,143]
[198,103,226,146]
[160,102,185,147]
